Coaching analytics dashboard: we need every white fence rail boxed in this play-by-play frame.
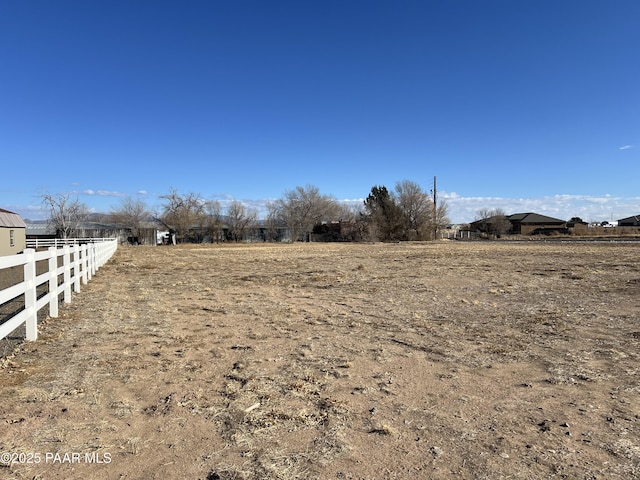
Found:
[26,237,116,249]
[0,239,118,342]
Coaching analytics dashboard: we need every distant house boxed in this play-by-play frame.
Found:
[507,213,567,235]
[617,215,640,227]
[469,212,567,237]
[74,221,158,245]
[567,217,588,228]
[0,209,27,256]
[566,217,589,234]
[25,221,57,240]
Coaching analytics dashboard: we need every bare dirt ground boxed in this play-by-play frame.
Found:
[1,241,639,480]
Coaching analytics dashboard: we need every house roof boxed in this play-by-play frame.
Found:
[617,215,640,224]
[25,220,160,236]
[507,212,566,224]
[468,215,507,226]
[25,222,57,235]
[0,208,27,228]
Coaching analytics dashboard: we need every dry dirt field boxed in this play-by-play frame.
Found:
[1,241,639,480]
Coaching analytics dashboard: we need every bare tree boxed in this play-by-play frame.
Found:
[159,188,205,243]
[272,185,341,242]
[226,201,257,242]
[490,208,511,238]
[40,192,90,239]
[335,202,359,222]
[474,208,493,236]
[264,201,282,242]
[395,180,432,240]
[204,200,224,243]
[435,200,450,238]
[110,197,151,242]
[474,208,510,238]
[336,202,368,241]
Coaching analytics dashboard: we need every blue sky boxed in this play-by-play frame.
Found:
[1,0,638,223]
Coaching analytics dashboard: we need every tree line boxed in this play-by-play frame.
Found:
[39,180,449,243]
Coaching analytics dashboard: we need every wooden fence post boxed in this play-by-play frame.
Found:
[47,247,59,318]
[23,248,37,341]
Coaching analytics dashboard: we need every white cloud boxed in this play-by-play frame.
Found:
[82,189,124,197]
[5,204,49,221]
[619,145,633,150]
[339,198,365,205]
[137,190,148,195]
[209,193,235,201]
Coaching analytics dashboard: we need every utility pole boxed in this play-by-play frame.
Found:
[432,176,437,240]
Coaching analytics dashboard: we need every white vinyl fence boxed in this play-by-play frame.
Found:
[0,239,118,342]
[26,237,116,249]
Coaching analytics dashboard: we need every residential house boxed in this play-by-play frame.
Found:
[567,217,589,234]
[617,215,640,227]
[506,213,567,235]
[25,222,57,240]
[0,209,27,256]
[469,212,567,236]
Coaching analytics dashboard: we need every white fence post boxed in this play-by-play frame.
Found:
[82,244,89,284]
[73,245,81,293]
[23,248,37,341]
[90,243,96,277]
[95,242,102,269]
[63,245,72,303]
[47,247,59,318]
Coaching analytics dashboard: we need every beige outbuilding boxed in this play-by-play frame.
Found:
[0,208,27,256]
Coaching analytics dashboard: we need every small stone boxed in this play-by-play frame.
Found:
[430,446,443,458]
[538,420,551,432]
[499,453,510,459]
[560,422,569,428]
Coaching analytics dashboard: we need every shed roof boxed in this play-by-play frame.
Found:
[0,208,27,228]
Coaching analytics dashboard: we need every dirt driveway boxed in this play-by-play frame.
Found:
[1,241,639,479]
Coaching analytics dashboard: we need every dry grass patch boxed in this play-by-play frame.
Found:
[0,241,639,479]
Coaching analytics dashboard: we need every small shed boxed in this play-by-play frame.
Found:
[0,208,27,256]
